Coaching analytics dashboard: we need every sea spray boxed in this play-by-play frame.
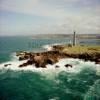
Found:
[0,58,99,78]
[10,52,19,61]
[42,42,67,51]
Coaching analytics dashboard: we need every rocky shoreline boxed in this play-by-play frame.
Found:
[16,45,100,68]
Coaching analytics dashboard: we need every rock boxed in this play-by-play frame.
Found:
[4,64,11,67]
[19,64,24,67]
[17,51,34,61]
[55,65,60,68]
[46,58,55,65]
[19,63,28,67]
[34,62,46,68]
[26,60,34,65]
[34,55,43,62]
[52,45,64,51]
[41,63,47,68]
[16,45,100,68]
[19,56,25,60]
[65,64,72,68]
[95,58,100,64]
[35,63,40,68]
[19,58,35,67]
[16,51,28,56]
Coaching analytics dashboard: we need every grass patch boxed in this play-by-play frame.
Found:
[62,45,100,54]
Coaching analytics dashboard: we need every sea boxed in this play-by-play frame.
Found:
[0,36,100,100]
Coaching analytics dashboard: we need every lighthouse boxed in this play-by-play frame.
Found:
[73,31,76,46]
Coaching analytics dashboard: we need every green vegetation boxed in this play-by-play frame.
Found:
[62,45,100,54]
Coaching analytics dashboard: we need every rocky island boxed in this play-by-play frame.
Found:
[16,45,100,68]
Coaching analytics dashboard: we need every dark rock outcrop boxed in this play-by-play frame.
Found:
[4,64,11,67]
[16,50,68,68]
[16,45,100,68]
[19,62,28,67]
[55,65,60,68]
[95,58,100,64]
[65,64,72,68]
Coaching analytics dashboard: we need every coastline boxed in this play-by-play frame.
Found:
[0,44,100,76]
[15,44,100,68]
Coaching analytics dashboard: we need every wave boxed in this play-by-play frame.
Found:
[10,52,19,61]
[42,42,66,51]
[42,44,53,51]
[0,57,99,76]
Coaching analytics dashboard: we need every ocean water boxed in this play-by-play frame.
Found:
[0,36,100,100]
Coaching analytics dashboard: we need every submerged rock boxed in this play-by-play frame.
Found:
[19,63,28,67]
[4,64,12,67]
[65,64,72,68]
[55,65,60,68]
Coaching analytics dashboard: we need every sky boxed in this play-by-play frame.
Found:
[0,0,100,36]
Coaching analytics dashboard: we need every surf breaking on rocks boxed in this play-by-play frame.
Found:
[0,44,100,77]
[0,57,100,77]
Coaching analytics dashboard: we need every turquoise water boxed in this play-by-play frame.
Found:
[0,36,71,63]
[0,36,100,100]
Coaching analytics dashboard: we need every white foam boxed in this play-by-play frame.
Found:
[0,58,99,76]
[42,43,66,51]
[42,45,53,51]
[10,52,19,61]
[0,60,27,70]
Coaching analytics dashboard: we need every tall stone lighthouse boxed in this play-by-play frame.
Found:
[73,31,76,46]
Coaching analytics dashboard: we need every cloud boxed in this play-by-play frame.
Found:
[0,0,100,18]
[0,0,100,35]
[0,0,67,18]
